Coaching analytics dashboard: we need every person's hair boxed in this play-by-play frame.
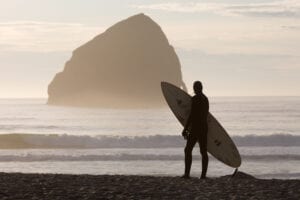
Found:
[193,81,203,95]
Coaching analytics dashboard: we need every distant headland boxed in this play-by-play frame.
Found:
[47,13,187,108]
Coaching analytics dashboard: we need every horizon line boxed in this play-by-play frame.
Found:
[0,95,300,99]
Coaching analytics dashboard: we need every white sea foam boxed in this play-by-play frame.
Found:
[0,134,299,148]
[0,152,299,162]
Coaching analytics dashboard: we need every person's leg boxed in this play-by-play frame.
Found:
[183,134,197,178]
[199,132,208,179]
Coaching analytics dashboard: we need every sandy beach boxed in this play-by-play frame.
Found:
[0,172,298,200]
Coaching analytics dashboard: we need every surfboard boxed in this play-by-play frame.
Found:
[161,82,241,168]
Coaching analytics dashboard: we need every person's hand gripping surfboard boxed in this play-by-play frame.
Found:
[181,128,189,140]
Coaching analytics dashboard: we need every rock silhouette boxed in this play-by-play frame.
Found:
[48,13,187,108]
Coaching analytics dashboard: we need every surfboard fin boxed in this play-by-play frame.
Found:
[231,168,238,178]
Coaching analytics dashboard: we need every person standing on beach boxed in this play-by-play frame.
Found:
[181,81,209,179]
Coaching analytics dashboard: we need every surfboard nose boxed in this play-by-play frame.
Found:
[161,81,168,87]
[161,82,170,93]
[161,81,174,90]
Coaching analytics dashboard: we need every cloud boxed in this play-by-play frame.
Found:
[133,2,218,13]
[132,0,300,18]
[177,49,300,96]
[0,21,103,52]
[281,25,300,30]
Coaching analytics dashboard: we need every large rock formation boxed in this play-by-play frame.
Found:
[48,13,187,108]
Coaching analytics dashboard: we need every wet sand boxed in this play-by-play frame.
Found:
[0,172,299,200]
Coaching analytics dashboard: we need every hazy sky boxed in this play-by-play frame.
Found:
[0,0,299,97]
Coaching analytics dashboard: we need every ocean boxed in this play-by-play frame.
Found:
[0,97,299,179]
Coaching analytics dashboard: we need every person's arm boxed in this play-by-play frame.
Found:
[207,97,209,113]
[182,100,193,139]
[183,112,192,132]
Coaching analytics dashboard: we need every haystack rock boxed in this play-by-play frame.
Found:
[48,13,187,108]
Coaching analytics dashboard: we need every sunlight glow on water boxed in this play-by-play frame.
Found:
[0,97,299,178]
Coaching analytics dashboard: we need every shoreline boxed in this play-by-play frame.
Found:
[0,172,299,199]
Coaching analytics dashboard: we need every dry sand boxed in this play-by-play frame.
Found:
[0,172,299,200]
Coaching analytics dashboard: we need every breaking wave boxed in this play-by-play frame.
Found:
[0,133,299,149]
[0,154,299,162]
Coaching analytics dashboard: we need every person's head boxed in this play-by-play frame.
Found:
[193,81,203,95]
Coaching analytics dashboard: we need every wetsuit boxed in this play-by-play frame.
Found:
[184,93,209,178]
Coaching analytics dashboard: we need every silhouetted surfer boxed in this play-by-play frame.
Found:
[182,81,209,179]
